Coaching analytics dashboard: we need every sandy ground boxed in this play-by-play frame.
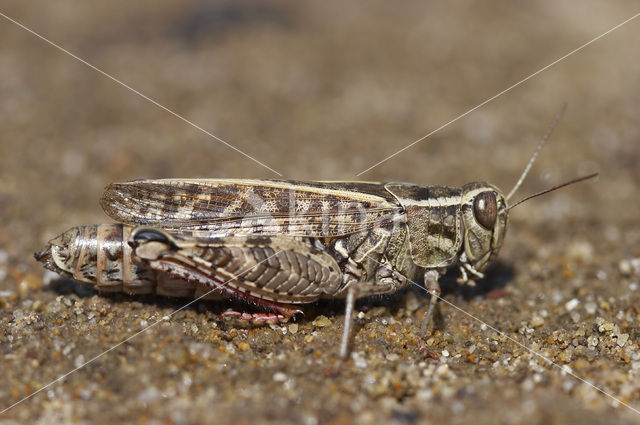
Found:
[1,1,640,424]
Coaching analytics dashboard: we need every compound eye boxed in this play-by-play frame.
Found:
[473,191,497,230]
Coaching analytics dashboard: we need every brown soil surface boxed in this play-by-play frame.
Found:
[1,2,640,424]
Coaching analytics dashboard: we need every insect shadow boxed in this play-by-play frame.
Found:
[443,259,514,300]
[46,278,99,298]
[44,260,513,334]
[44,278,235,317]
[304,259,514,331]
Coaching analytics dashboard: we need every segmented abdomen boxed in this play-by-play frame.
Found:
[37,224,218,298]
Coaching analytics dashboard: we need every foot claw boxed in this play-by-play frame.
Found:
[222,310,289,325]
[417,337,440,360]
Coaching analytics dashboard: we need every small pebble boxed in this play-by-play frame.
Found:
[435,364,449,376]
[584,302,597,315]
[352,352,368,369]
[616,334,629,347]
[0,290,16,298]
[521,379,534,391]
[386,353,400,362]
[18,274,43,297]
[558,350,572,362]
[314,316,331,327]
[570,311,581,323]
[288,323,299,334]
[74,355,85,368]
[273,372,288,382]
[566,241,593,262]
[599,322,614,332]
[530,315,544,327]
[564,298,579,312]
[618,258,640,276]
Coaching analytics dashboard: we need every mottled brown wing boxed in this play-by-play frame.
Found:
[100,179,403,237]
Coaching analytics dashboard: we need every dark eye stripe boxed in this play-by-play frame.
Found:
[473,192,497,230]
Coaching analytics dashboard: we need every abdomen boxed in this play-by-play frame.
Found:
[36,224,221,298]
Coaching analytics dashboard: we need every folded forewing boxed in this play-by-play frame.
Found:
[100,179,403,237]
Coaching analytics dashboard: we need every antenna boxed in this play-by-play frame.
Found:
[505,172,598,212]
[506,103,567,201]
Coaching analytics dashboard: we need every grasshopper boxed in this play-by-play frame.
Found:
[35,109,596,357]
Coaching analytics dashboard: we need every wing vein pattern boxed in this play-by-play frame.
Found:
[101,179,403,238]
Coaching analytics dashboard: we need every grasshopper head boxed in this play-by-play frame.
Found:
[460,183,508,272]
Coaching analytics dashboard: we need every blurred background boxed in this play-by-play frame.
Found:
[1,1,639,424]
